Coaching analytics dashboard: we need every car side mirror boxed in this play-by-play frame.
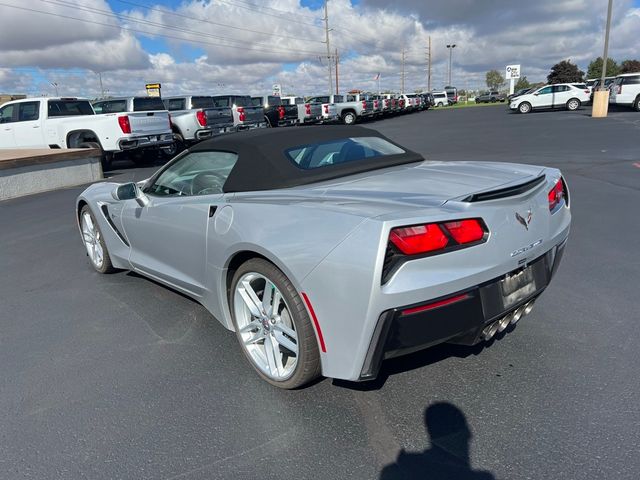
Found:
[533,93,539,96]
[112,182,149,207]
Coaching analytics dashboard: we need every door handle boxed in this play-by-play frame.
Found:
[33,125,40,128]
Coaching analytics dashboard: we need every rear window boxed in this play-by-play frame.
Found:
[232,96,252,107]
[48,100,94,117]
[191,96,215,109]
[133,97,166,111]
[165,98,185,111]
[94,100,126,113]
[333,95,344,103]
[285,137,405,170]
[212,97,231,107]
[251,97,264,107]
[267,96,282,106]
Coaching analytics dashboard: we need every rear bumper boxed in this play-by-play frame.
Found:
[235,122,267,131]
[359,239,567,380]
[195,125,234,140]
[118,133,174,150]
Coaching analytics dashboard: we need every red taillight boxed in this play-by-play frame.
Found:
[196,110,207,126]
[237,106,245,122]
[548,177,566,211]
[374,99,379,109]
[389,219,487,256]
[401,293,470,316]
[362,100,367,110]
[278,105,285,120]
[617,84,622,94]
[305,103,311,115]
[118,115,131,134]
[323,104,329,114]
[389,224,449,255]
[384,99,389,108]
[442,219,485,244]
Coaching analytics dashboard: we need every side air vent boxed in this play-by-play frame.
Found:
[462,175,546,203]
[100,205,129,246]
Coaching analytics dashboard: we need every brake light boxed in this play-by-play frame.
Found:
[548,177,566,211]
[389,224,449,255]
[442,219,485,244]
[362,100,367,110]
[305,103,311,115]
[196,110,207,126]
[237,106,245,122]
[384,99,389,108]
[278,105,285,120]
[118,115,131,134]
[323,104,329,114]
[374,99,379,109]
[389,219,487,256]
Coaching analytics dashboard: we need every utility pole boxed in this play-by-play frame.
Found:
[98,72,105,98]
[324,0,333,96]
[426,36,432,92]
[335,48,339,95]
[50,82,59,96]
[401,48,406,94]
[446,44,456,86]
[593,0,613,118]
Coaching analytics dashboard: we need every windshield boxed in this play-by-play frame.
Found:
[285,137,405,170]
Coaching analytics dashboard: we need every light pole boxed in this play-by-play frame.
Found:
[446,44,456,86]
[51,82,59,96]
[593,0,613,118]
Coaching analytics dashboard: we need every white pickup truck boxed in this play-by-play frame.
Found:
[0,97,173,169]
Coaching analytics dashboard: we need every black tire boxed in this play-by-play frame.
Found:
[475,99,480,104]
[79,141,112,171]
[437,102,444,107]
[342,111,357,125]
[165,133,185,156]
[633,95,640,112]
[79,205,116,274]
[566,98,581,111]
[518,102,532,114]
[230,258,321,389]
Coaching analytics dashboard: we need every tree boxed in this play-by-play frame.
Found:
[620,59,640,74]
[515,76,531,90]
[486,70,504,90]
[587,57,620,79]
[547,60,584,84]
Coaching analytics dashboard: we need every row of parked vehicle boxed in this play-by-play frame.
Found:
[0,92,436,169]
[507,71,640,114]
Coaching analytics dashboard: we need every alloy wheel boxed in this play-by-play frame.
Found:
[81,211,104,269]
[233,272,298,381]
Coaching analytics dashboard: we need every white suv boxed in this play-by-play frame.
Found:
[432,92,449,107]
[609,73,640,111]
[510,83,591,114]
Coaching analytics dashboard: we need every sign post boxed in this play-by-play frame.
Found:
[145,83,161,98]
[505,65,521,95]
[272,83,282,97]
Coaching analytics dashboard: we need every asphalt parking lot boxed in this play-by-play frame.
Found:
[1,104,639,479]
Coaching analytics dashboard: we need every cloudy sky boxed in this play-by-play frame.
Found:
[1,0,639,97]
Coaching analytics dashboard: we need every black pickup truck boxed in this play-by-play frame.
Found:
[251,95,298,127]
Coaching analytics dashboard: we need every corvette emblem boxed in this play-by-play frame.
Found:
[515,209,532,230]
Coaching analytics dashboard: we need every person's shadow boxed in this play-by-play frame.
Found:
[380,402,495,480]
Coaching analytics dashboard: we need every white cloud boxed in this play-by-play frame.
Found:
[1,0,639,96]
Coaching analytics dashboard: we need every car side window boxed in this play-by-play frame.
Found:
[0,104,15,124]
[17,102,40,122]
[93,102,104,114]
[145,151,238,197]
[537,87,553,95]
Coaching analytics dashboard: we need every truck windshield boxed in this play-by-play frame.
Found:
[48,100,95,117]
[133,97,166,111]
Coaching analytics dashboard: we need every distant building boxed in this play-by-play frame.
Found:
[0,94,27,106]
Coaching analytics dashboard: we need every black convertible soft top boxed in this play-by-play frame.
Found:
[189,125,424,192]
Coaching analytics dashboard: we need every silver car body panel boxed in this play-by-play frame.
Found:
[77,159,570,381]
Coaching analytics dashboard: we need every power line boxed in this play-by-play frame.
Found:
[0,2,325,58]
[113,0,324,44]
[35,0,325,55]
[208,0,324,28]
[212,0,323,22]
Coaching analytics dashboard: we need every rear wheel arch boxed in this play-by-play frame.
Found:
[67,130,101,149]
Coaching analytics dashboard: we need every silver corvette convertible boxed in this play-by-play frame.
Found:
[76,126,570,388]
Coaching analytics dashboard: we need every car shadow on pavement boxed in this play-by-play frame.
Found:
[379,402,496,480]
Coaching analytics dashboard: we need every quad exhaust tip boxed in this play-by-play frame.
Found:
[481,299,536,341]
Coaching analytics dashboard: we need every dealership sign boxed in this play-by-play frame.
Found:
[506,65,521,79]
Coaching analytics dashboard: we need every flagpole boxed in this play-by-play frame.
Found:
[378,74,381,95]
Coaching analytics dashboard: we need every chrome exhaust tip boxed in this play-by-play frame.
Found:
[523,300,535,316]
[482,321,500,341]
[497,313,513,332]
[510,306,525,325]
